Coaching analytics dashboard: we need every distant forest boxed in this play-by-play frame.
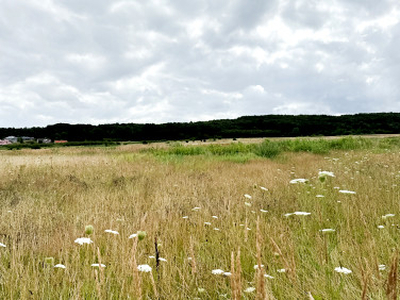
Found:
[1,113,400,142]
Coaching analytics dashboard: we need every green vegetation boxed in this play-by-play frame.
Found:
[145,136,400,159]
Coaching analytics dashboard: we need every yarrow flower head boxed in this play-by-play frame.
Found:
[54,264,66,269]
[74,237,93,245]
[289,178,308,184]
[244,287,256,293]
[211,269,225,275]
[104,229,119,235]
[318,171,335,182]
[339,190,356,194]
[137,264,152,272]
[334,267,352,274]
[284,211,311,217]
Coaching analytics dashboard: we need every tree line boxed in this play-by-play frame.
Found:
[1,113,400,142]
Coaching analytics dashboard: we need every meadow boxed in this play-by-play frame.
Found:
[1,136,400,299]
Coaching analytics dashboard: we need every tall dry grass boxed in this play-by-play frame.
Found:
[0,144,399,298]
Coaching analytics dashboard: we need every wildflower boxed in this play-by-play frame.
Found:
[212,216,218,219]
[91,263,106,268]
[74,237,93,245]
[260,209,268,213]
[198,288,206,293]
[159,257,167,262]
[85,225,94,235]
[0,243,6,248]
[260,186,268,191]
[284,212,311,217]
[182,216,189,219]
[244,202,251,207]
[137,264,152,272]
[377,225,385,229]
[320,229,335,233]
[244,287,256,293]
[211,269,225,275]
[277,269,286,273]
[213,228,220,231]
[316,195,325,198]
[319,171,335,177]
[318,171,335,183]
[339,190,356,194]
[223,272,232,276]
[334,267,352,274]
[264,274,274,279]
[192,207,201,211]
[254,264,264,269]
[379,264,386,271]
[289,178,308,184]
[382,214,395,219]
[149,255,155,259]
[104,229,119,235]
[244,194,252,199]
[129,233,137,239]
[54,264,66,269]
[204,222,211,226]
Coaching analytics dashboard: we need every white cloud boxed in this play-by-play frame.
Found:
[1,0,400,127]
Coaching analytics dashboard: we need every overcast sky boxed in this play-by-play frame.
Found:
[1,0,400,127]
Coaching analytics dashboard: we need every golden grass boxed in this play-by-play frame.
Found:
[0,145,400,298]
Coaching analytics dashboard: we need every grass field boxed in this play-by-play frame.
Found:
[1,137,400,299]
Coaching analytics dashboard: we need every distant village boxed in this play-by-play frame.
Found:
[0,136,67,146]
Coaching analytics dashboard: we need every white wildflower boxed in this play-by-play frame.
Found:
[277,269,286,273]
[377,225,385,229]
[244,287,256,293]
[285,211,311,217]
[260,186,268,191]
[159,257,167,262]
[213,228,220,231]
[204,222,211,226]
[254,264,264,269]
[260,209,268,213]
[0,243,6,248]
[289,178,308,184]
[334,267,352,274]
[129,233,138,239]
[91,263,106,268]
[137,264,152,272]
[192,207,201,211]
[319,171,335,178]
[212,216,218,219]
[264,274,274,279]
[244,202,252,207]
[211,269,225,275]
[74,237,93,245]
[316,195,325,198]
[104,229,119,235]
[320,229,335,233]
[382,214,395,219]
[223,272,232,276]
[182,216,189,219]
[379,264,386,271]
[339,190,356,194]
[54,264,66,269]
[244,194,252,199]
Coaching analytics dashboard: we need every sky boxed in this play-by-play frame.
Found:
[1,0,400,128]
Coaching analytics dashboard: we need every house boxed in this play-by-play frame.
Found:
[5,136,18,143]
